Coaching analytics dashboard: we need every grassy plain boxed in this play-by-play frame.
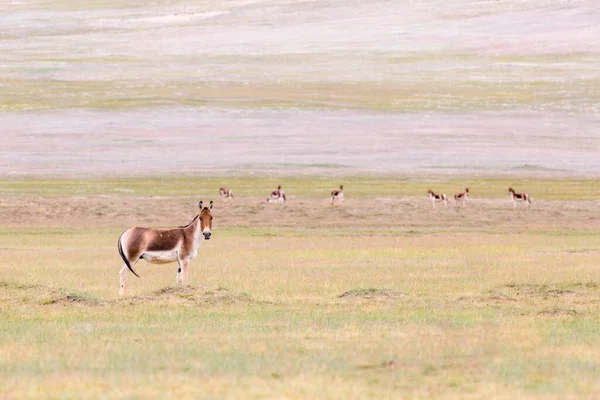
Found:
[2,0,600,397]
[1,177,600,399]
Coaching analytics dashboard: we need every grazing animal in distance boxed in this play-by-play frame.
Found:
[330,185,344,205]
[508,187,531,208]
[454,188,469,206]
[266,185,286,203]
[117,201,213,295]
[428,189,447,207]
[219,187,234,200]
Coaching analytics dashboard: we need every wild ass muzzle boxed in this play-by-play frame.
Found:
[508,187,532,208]
[219,187,234,200]
[117,201,213,295]
[266,185,286,203]
[330,185,344,205]
[428,189,447,207]
[454,188,469,207]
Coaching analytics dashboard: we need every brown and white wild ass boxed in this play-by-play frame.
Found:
[266,185,286,203]
[330,185,344,205]
[219,187,234,200]
[428,189,447,207]
[117,201,213,295]
[454,188,469,206]
[508,187,532,208]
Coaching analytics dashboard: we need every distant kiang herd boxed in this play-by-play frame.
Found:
[117,185,532,295]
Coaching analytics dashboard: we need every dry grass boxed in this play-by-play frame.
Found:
[4,78,599,112]
[1,177,600,398]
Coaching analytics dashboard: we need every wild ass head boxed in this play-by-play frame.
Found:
[198,201,213,240]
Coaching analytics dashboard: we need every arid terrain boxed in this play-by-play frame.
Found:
[1,0,600,399]
[1,0,600,178]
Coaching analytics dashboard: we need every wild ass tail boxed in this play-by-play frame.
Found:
[118,234,140,278]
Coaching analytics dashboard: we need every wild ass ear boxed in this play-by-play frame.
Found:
[209,201,213,209]
[199,201,203,209]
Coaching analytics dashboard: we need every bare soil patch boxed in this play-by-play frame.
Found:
[2,195,600,234]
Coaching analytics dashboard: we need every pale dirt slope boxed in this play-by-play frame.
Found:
[1,0,599,178]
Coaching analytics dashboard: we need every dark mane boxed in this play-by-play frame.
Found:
[179,215,198,228]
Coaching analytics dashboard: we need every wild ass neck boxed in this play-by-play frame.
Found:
[185,214,204,255]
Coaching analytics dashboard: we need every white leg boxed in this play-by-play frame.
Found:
[182,259,190,283]
[119,265,129,296]
[176,258,183,285]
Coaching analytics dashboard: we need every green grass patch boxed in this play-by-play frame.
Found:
[2,226,600,397]
[3,176,600,200]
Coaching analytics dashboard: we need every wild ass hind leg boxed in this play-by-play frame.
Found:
[176,259,183,285]
[177,258,191,285]
[175,251,190,285]
[119,265,129,296]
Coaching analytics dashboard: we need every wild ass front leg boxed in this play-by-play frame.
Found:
[119,265,129,296]
[181,259,190,284]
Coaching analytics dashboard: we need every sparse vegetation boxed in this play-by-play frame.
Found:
[1,177,600,398]
[2,0,600,397]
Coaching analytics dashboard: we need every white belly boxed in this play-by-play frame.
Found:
[141,250,179,264]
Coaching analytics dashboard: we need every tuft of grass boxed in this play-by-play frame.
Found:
[537,309,580,316]
[40,291,104,306]
[338,288,407,299]
[126,285,256,305]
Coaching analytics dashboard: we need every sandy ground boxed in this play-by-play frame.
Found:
[2,195,599,234]
[2,109,600,178]
[1,0,599,178]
